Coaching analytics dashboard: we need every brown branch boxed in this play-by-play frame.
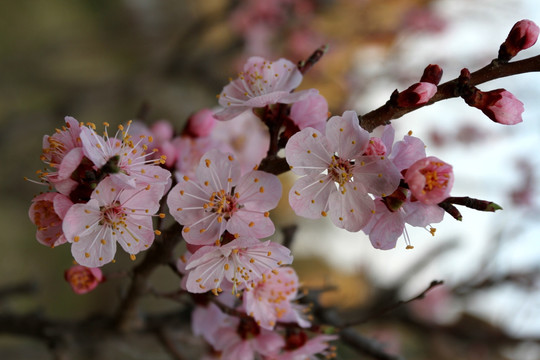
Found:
[114,222,183,332]
[360,54,540,132]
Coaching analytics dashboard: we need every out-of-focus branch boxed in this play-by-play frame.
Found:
[360,54,540,132]
[114,221,183,332]
[0,281,37,301]
[342,280,444,328]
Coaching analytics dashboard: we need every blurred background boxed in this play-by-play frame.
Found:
[1,0,540,359]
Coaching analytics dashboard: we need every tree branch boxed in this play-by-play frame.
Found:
[114,222,183,332]
[360,55,540,132]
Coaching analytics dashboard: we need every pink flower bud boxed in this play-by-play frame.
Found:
[420,64,443,85]
[185,109,216,137]
[465,88,524,125]
[396,82,437,107]
[405,156,454,205]
[64,265,104,294]
[499,19,540,61]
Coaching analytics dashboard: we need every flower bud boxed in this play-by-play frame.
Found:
[420,64,443,85]
[396,82,437,107]
[464,88,524,125]
[498,19,540,61]
[64,265,104,294]
[404,156,454,205]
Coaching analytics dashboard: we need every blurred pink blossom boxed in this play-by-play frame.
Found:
[64,265,104,294]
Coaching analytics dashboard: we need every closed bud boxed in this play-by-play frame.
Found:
[498,19,540,61]
[464,88,524,125]
[396,82,437,107]
[420,64,443,85]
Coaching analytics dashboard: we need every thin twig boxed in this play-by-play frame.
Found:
[342,280,444,328]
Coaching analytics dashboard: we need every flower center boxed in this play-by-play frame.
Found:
[205,189,239,220]
[101,201,127,227]
[328,155,354,187]
[68,270,95,292]
[421,161,450,193]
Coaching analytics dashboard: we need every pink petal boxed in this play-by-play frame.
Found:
[213,106,250,121]
[352,156,401,197]
[236,170,282,211]
[52,192,74,219]
[367,207,404,250]
[58,148,84,180]
[290,93,329,133]
[196,149,241,193]
[326,110,368,159]
[80,127,108,167]
[328,182,374,231]
[167,176,210,225]
[285,128,331,177]
[289,174,333,219]
[403,201,445,227]
[227,209,275,239]
[184,212,226,246]
[390,135,426,171]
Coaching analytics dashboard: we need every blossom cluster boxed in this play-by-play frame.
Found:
[29,118,171,267]
[27,17,537,357]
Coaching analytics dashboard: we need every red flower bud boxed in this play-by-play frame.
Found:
[420,64,443,85]
[396,82,437,107]
[498,19,540,61]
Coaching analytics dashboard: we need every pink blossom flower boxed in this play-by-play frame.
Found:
[64,265,104,294]
[184,237,293,294]
[62,177,165,267]
[396,82,437,107]
[213,317,285,360]
[214,56,317,121]
[29,192,73,247]
[463,87,524,125]
[363,193,445,250]
[243,266,309,330]
[499,19,540,61]
[285,111,401,231]
[363,128,446,249]
[289,93,328,133]
[39,116,84,195]
[167,149,282,245]
[405,156,454,205]
[269,333,338,360]
[80,121,171,189]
